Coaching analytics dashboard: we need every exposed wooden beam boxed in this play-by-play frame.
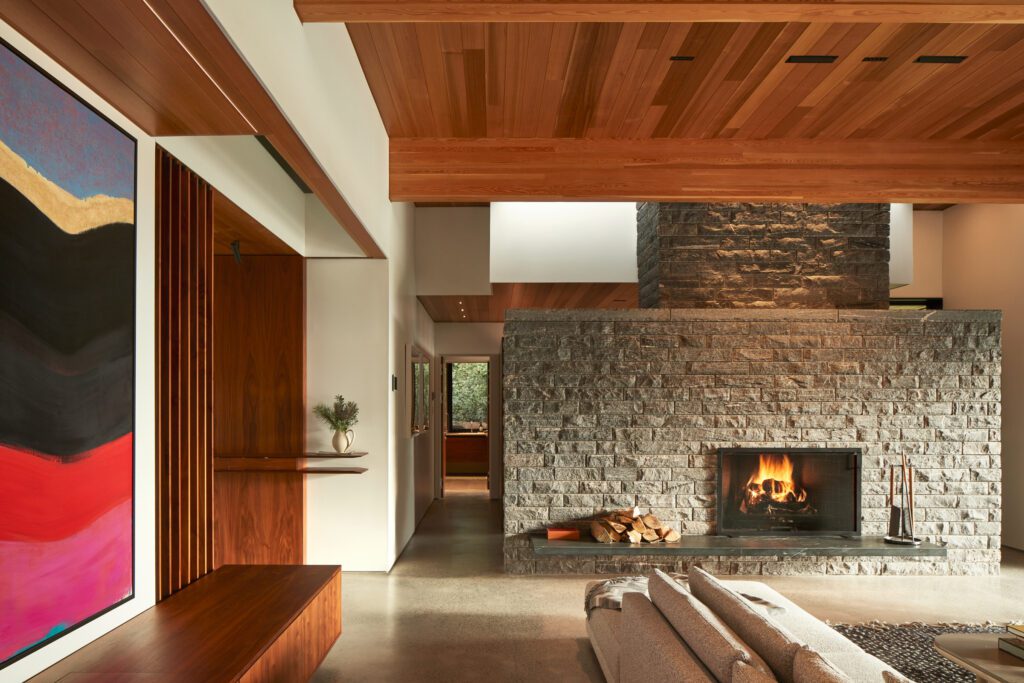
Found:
[296,0,1024,24]
[390,138,1024,203]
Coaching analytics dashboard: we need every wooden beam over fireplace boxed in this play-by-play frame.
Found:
[295,0,1024,24]
[390,138,1024,204]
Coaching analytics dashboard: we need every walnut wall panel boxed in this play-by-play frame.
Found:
[213,255,306,565]
[156,148,215,601]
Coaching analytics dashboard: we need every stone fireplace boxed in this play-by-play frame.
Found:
[502,202,1000,576]
[717,448,861,537]
[502,308,1001,576]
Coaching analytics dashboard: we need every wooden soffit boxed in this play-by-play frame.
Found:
[419,283,638,322]
[391,138,1024,203]
[213,191,298,256]
[296,1,1024,24]
[1,0,385,258]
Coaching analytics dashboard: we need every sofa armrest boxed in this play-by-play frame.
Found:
[620,592,716,683]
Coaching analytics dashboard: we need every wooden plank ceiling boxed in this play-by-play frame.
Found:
[350,22,1024,140]
[346,20,1024,202]
[419,283,638,322]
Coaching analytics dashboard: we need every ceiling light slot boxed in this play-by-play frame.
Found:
[786,55,838,64]
[862,56,888,62]
[669,55,695,62]
[915,55,967,64]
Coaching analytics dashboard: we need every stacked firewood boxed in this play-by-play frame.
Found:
[590,507,681,544]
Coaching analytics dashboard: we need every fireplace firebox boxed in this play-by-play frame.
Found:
[717,448,861,536]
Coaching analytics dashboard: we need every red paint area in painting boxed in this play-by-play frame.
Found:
[0,433,132,542]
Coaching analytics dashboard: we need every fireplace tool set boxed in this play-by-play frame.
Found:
[884,453,921,546]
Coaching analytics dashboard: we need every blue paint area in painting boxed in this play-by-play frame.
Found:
[0,43,133,201]
[12,624,68,657]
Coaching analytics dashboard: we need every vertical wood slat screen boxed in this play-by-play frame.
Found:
[156,147,214,601]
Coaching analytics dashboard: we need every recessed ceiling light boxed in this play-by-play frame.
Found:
[669,55,695,62]
[915,55,967,64]
[786,55,838,64]
[862,56,888,62]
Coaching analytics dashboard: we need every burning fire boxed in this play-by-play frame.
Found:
[740,453,809,514]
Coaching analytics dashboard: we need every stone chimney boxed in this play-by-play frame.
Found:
[637,202,890,309]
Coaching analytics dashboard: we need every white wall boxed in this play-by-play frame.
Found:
[305,195,363,257]
[305,259,391,571]
[889,203,914,289]
[898,211,944,299]
[435,323,505,356]
[203,0,395,255]
[941,204,1024,551]
[415,207,491,295]
[490,202,638,283]
[387,204,436,566]
[155,135,307,254]
[1,21,157,682]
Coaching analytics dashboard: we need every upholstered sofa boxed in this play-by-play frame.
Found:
[587,567,910,683]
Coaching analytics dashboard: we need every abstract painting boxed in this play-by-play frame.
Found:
[0,39,135,668]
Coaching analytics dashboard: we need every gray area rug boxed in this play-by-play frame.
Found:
[831,622,1008,683]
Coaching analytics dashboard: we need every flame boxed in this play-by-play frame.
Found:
[740,453,808,513]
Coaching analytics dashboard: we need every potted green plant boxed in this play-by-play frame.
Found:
[313,394,360,453]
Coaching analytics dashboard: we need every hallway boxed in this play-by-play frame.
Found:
[313,494,1024,682]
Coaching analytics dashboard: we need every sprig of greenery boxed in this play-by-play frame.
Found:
[313,394,359,431]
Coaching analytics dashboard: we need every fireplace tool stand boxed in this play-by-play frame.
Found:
[884,453,921,546]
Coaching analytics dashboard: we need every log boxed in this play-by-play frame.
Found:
[662,528,681,543]
[626,529,643,544]
[591,521,613,544]
[642,530,661,543]
[631,517,648,533]
[642,514,662,530]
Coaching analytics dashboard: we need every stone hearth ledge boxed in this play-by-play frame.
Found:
[531,535,947,557]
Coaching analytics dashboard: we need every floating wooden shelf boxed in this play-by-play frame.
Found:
[215,451,368,459]
[215,456,367,474]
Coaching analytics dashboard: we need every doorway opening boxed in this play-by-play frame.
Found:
[443,360,490,496]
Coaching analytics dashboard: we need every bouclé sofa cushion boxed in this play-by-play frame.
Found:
[689,566,804,682]
[648,569,775,682]
[793,646,853,683]
[734,660,780,683]
[620,592,715,683]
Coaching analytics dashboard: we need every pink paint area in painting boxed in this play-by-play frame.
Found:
[0,499,132,662]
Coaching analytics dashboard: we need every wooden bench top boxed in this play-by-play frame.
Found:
[31,565,341,683]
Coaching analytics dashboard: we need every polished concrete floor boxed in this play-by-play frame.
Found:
[312,494,1024,682]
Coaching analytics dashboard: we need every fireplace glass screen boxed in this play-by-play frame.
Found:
[717,448,861,536]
